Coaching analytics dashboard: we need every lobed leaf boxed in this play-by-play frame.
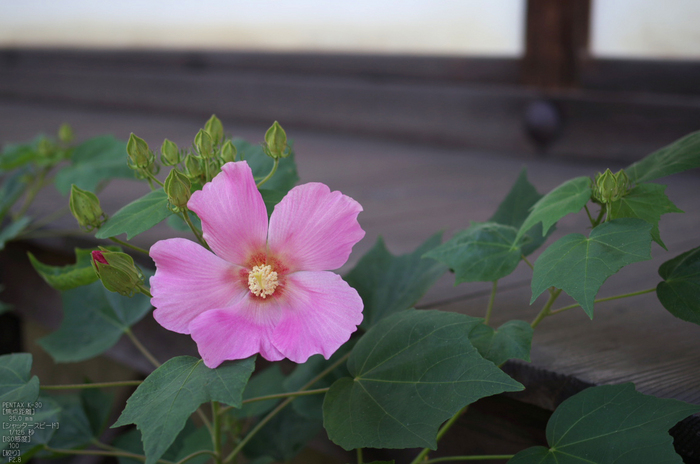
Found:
[425,222,523,284]
[114,421,212,464]
[508,383,700,464]
[469,320,533,366]
[346,233,447,328]
[95,189,172,240]
[531,218,653,318]
[515,176,592,243]
[233,365,286,419]
[38,279,153,362]
[113,355,255,464]
[0,354,40,452]
[323,309,523,450]
[626,131,700,184]
[54,136,132,194]
[608,183,682,249]
[657,246,700,326]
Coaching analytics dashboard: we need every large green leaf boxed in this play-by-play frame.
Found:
[233,139,299,194]
[13,396,62,459]
[323,309,523,450]
[508,383,700,464]
[95,189,172,240]
[0,216,30,251]
[0,354,40,451]
[167,210,201,232]
[531,218,652,318]
[608,183,682,249]
[424,223,523,284]
[657,246,700,326]
[233,364,286,419]
[28,246,118,291]
[54,136,133,194]
[345,233,447,328]
[490,168,551,255]
[244,407,322,462]
[113,355,255,464]
[0,167,30,221]
[626,131,700,184]
[0,142,41,171]
[515,176,592,243]
[114,421,212,464]
[469,320,533,366]
[38,279,153,362]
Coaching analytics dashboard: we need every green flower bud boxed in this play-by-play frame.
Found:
[593,168,631,204]
[220,140,237,164]
[194,129,214,159]
[69,185,107,231]
[127,133,154,169]
[263,121,289,159]
[185,153,204,178]
[204,115,224,144]
[37,138,54,159]
[160,139,181,166]
[614,169,630,197]
[91,248,144,297]
[58,123,74,143]
[164,169,191,212]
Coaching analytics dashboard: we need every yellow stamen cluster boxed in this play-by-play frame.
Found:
[248,264,279,298]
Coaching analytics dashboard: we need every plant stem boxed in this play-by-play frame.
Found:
[109,237,150,255]
[530,288,563,329]
[124,328,161,368]
[137,283,153,298]
[43,445,174,464]
[175,450,219,464]
[182,210,210,251]
[423,455,516,463]
[549,287,656,316]
[521,255,534,271]
[409,405,470,464]
[256,158,279,188]
[484,281,498,325]
[357,448,364,464]
[594,204,606,226]
[41,380,142,390]
[584,204,595,226]
[24,206,70,232]
[212,401,222,464]
[223,352,350,463]
[219,387,331,414]
[14,168,48,219]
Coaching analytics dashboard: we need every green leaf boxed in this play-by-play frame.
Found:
[28,246,118,291]
[345,233,447,328]
[0,143,41,171]
[657,246,700,326]
[38,279,152,362]
[515,176,592,243]
[0,216,31,251]
[0,353,40,451]
[490,168,551,255]
[508,383,700,464]
[626,131,700,184]
[114,421,212,464]
[323,309,523,450]
[608,183,682,249]
[113,355,255,464]
[95,189,172,240]
[233,139,299,194]
[0,167,30,221]
[167,210,201,232]
[54,136,133,194]
[469,320,533,366]
[531,218,653,318]
[15,396,62,459]
[424,223,523,284]
[44,394,100,450]
[244,407,322,462]
[233,365,286,419]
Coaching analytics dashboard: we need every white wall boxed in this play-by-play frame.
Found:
[0,0,525,56]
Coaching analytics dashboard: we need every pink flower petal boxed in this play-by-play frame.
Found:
[188,161,268,266]
[272,271,363,363]
[150,238,248,334]
[268,183,364,272]
[189,298,285,368]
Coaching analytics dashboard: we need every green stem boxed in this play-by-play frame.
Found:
[593,204,606,226]
[145,170,165,188]
[223,352,350,463]
[43,445,174,464]
[220,387,330,414]
[357,447,364,464]
[24,206,70,232]
[212,402,222,464]
[549,287,656,316]
[530,288,563,329]
[423,455,516,463]
[124,328,161,368]
[410,406,469,464]
[484,281,498,325]
[521,255,534,271]
[14,168,48,218]
[137,283,153,298]
[109,237,150,255]
[175,450,219,464]
[182,210,210,251]
[584,204,595,227]
[41,380,142,390]
[256,158,279,188]
[17,228,86,239]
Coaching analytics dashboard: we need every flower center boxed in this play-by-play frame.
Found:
[247,264,279,298]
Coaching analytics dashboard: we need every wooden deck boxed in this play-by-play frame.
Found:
[2,99,700,458]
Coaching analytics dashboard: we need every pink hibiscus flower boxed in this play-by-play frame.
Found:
[149,161,365,368]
